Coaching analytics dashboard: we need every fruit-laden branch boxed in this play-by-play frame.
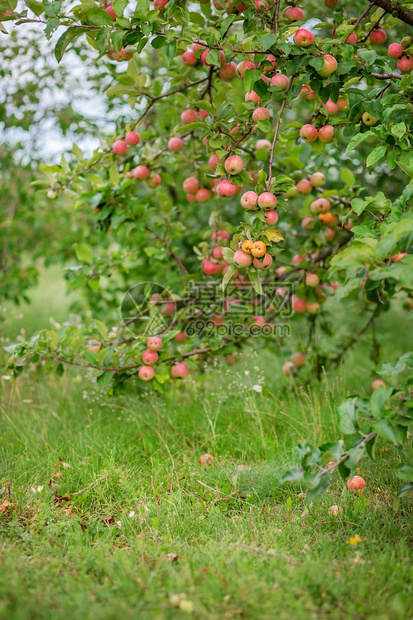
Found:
[371,0,413,26]
[320,432,377,475]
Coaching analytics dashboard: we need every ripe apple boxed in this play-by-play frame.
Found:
[125,131,141,145]
[236,60,256,77]
[307,301,320,313]
[201,258,221,275]
[105,5,117,19]
[371,378,386,390]
[245,90,261,103]
[370,29,387,45]
[310,198,330,213]
[241,240,254,254]
[318,125,334,143]
[199,453,214,465]
[87,339,101,353]
[241,191,258,210]
[392,253,407,261]
[253,253,273,269]
[153,0,169,8]
[208,154,221,170]
[299,85,316,100]
[233,250,253,267]
[201,49,226,66]
[294,28,315,47]
[182,50,198,66]
[147,173,161,187]
[282,6,304,21]
[212,246,223,259]
[147,336,162,351]
[133,165,150,179]
[112,140,128,155]
[346,475,365,490]
[171,362,189,378]
[337,95,349,110]
[183,177,200,194]
[324,99,338,115]
[142,349,158,365]
[255,139,272,150]
[292,254,305,265]
[282,361,295,375]
[251,241,266,258]
[270,74,290,89]
[362,112,378,126]
[305,273,320,287]
[220,62,237,81]
[317,54,338,77]
[333,26,356,45]
[388,43,404,59]
[225,155,244,175]
[174,331,188,342]
[296,179,312,194]
[302,216,315,230]
[211,230,230,242]
[265,210,278,225]
[181,109,198,124]
[292,296,307,313]
[253,315,266,326]
[292,352,306,367]
[168,137,184,152]
[300,124,318,143]
[196,188,212,202]
[252,107,270,122]
[139,365,155,381]
[310,172,326,187]
[258,192,277,209]
[217,180,237,197]
[397,55,413,72]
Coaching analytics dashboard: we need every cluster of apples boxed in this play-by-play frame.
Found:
[282,351,306,375]
[138,336,189,382]
[388,39,413,73]
[201,229,230,275]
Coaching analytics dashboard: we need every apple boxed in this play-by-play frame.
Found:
[142,349,158,365]
[324,99,338,115]
[346,475,366,490]
[362,112,378,126]
[397,55,413,72]
[292,296,307,313]
[270,74,290,89]
[337,95,349,110]
[253,315,266,326]
[112,140,128,154]
[168,137,184,152]
[282,6,304,21]
[105,5,117,19]
[183,177,200,194]
[208,154,221,170]
[201,258,221,275]
[317,54,338,77]
[147,336,162,351]
[196,188,212,202]
[392,253,407,261]
[305,273,320,287]
[171,362,189,378]
[371,378,386,390]
[233,250,253,267]
[87,339,101,353]
[255,139,272,150]
[199,453,214,465]
[125,131,141,145]
[251,240,266,258]
[147,173,161,187]
[253,253,273,269]
[211,230,230,242]
[201,49,226,66]
[153,0,169,8]
[388,43,404,59]
[258,192,277,209]
[225,155,244,175]
[255,0,269,8]
[182,50,198,66]
[282,361,295,375]
[299,85,316,100]
[174,331,187,342]
[307,301,320,313]
[318,125,334,143]
[300,124,318,143]
[310,198,330,213]
[310,172,326,187]
[186,193,196,203]
[292,352,305,367]
[245,90,261,103]
[47,190,58,199]
[241,191,258,210]
[333,26,356,45]
[252,107,270,122]
[217,180,237,197]
[236,60,256,77]
[301,217,314,230]
[212,246,223,259]
[241,240,254,254]
[324,0,338,6]
[370,29,387,45]
[265,210,278,225]
[292,254,305,264]
[296,179,312,194]
[181,109,198,124]
[294,28,315,47]
[133,165,150,179]
[139,365,155,381]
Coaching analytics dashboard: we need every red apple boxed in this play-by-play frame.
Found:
[133,165,150,180]
[300,124,318,143]
[168,137,184,152]
[241,191,258,210]
[183,177,200,194]
[181,109,198,124]
[112,140,128,155]
[139,365,155,381]
[142,349,158,365]
[346,476,366,490]
[171,362,189,378]
[294,28,315,47]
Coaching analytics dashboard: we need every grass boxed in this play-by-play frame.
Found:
[0,267,412,619]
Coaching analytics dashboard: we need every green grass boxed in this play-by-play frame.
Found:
[0,268,412,619]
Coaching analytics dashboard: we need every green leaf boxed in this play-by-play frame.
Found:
[358,48,377,65]
[374,419,406,446]
[306,474,330,503]
[220,13,235,35]
[366,144,386,168]
[54,27,84,62]
[222,264,237,291]
[391,122,406,140]
[279,467,303,484]
[25,0,45,15]
[88,7,114,26]
[370,385,393,420]
[73,243,93,265]
[398,483,413,497]
[248,269,263,295]
[395,463,413,482]
[345,131,374,154]
[340,167,355,188]
[337,399,358,434]
[112,0,128,16]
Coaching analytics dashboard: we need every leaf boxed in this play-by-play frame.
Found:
[221,247,234,264]
[73,243,93,265]
[337,399,358,434]
[306,474,330,504]
[340,167,355,188]
[391,122,406,140]
[370,385,393,420]
[345,131,374,154]
[366,144,386,168]
[88,7,114,26]
[220,13,235,35]
[54,27,84,62]
[25,0,45,15]
[398,483,413,497]
[279,467,303,484]
[264,229,284,243]
[374,419,406,447]
[248,269,263,295]
[395,463,413,482]
[222,264,237,291]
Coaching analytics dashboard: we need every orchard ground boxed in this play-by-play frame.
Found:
[0,267,412,619]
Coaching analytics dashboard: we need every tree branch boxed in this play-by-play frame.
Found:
[370,0,413,26]
[320,432,377,476]
[267,76,294,190]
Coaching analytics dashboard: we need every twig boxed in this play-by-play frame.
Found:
[331,308,379,367]
[354,1,376,28]
[320,432,377,475]
[267,77,294,190]
[273,0,281,34]
[371,72,402,80]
